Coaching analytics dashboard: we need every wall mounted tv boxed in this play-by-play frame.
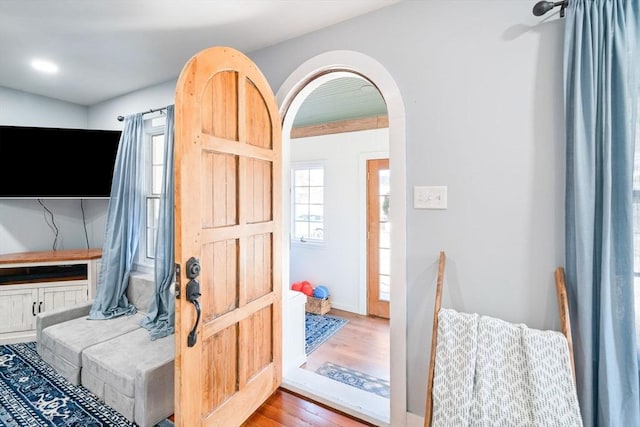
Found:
[0,125,121,199]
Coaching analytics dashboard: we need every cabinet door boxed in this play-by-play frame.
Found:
[0,287,38,333]
[40,284,88,313]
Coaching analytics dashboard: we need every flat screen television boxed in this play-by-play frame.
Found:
[0,125,121,199]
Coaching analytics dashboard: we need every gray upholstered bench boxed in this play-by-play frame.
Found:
[81,327,174,427]
[36,305,144,384]
[35,274,175,427]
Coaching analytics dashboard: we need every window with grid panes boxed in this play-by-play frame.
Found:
[140,115,166,266]
[292,163,324,243]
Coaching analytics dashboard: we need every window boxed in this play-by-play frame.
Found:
[292,163,324,243]
[138,115,166,269]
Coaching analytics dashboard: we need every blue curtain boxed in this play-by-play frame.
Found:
[563,1,640,425]
[89,113,144,319]
[141,105,175,339]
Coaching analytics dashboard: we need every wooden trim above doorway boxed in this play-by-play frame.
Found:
[290,115,388,139]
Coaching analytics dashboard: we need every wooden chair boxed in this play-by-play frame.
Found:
[423,251,576,427]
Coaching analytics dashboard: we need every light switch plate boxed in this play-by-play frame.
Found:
[414,186,447,209]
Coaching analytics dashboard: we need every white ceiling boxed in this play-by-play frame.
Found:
[0,0,401,107]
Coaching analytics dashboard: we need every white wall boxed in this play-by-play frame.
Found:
[250,0,565,416]
[0,199,108,254]
[88,80,177,130]
[0,86,87,128]
[290,128,388,313]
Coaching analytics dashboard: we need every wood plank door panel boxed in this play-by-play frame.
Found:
[367,158,390,319]
[174,46,282,427]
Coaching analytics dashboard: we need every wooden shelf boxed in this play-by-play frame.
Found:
[0,248,102,265]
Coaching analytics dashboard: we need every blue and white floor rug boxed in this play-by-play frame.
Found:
[315,362,390,399]
[0,341,173,427]
[305,313,348,355]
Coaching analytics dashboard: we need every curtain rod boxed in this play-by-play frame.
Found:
[532,0,568,17]
[116,106,167,122]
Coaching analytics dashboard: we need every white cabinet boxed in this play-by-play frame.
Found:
[0,287,38,335]
[0,283,88,336]
[0,249,101,344]
[283,289,307,375]
[41,283,88,312]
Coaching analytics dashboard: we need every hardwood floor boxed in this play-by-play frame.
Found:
[302,308,390,381]
[244,308,390,426]
[243,388,376,426]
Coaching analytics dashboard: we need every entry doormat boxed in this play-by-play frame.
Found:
[315,362,390,399]
[0,341,173,426]
[305,313,348,355]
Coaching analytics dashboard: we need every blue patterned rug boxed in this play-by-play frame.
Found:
[315,362,390,398]
[0,341,173,426]
[305,313,348,354]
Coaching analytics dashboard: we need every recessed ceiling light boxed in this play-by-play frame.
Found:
[31,59,58,74]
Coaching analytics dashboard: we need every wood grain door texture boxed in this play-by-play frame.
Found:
[174,46,282,427]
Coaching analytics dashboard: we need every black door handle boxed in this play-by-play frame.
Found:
[184,257,202,347]
[188,299,201,347]
[186,278,201,347]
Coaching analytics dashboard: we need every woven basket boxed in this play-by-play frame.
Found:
[305,296,331,315]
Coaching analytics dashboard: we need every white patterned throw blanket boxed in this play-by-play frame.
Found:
[431,308,582,426]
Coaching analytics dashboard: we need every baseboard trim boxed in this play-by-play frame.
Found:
[406,411,424,427]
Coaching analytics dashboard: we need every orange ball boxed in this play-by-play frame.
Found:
[291,282,303,292]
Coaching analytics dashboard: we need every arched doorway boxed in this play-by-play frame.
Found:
[276,51,407,426]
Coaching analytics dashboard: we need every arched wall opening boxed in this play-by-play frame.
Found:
[276,50,407,425]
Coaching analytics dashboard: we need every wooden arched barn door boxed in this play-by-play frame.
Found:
[174,46,282,426]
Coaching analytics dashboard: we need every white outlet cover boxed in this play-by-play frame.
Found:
[414,186,447,209]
